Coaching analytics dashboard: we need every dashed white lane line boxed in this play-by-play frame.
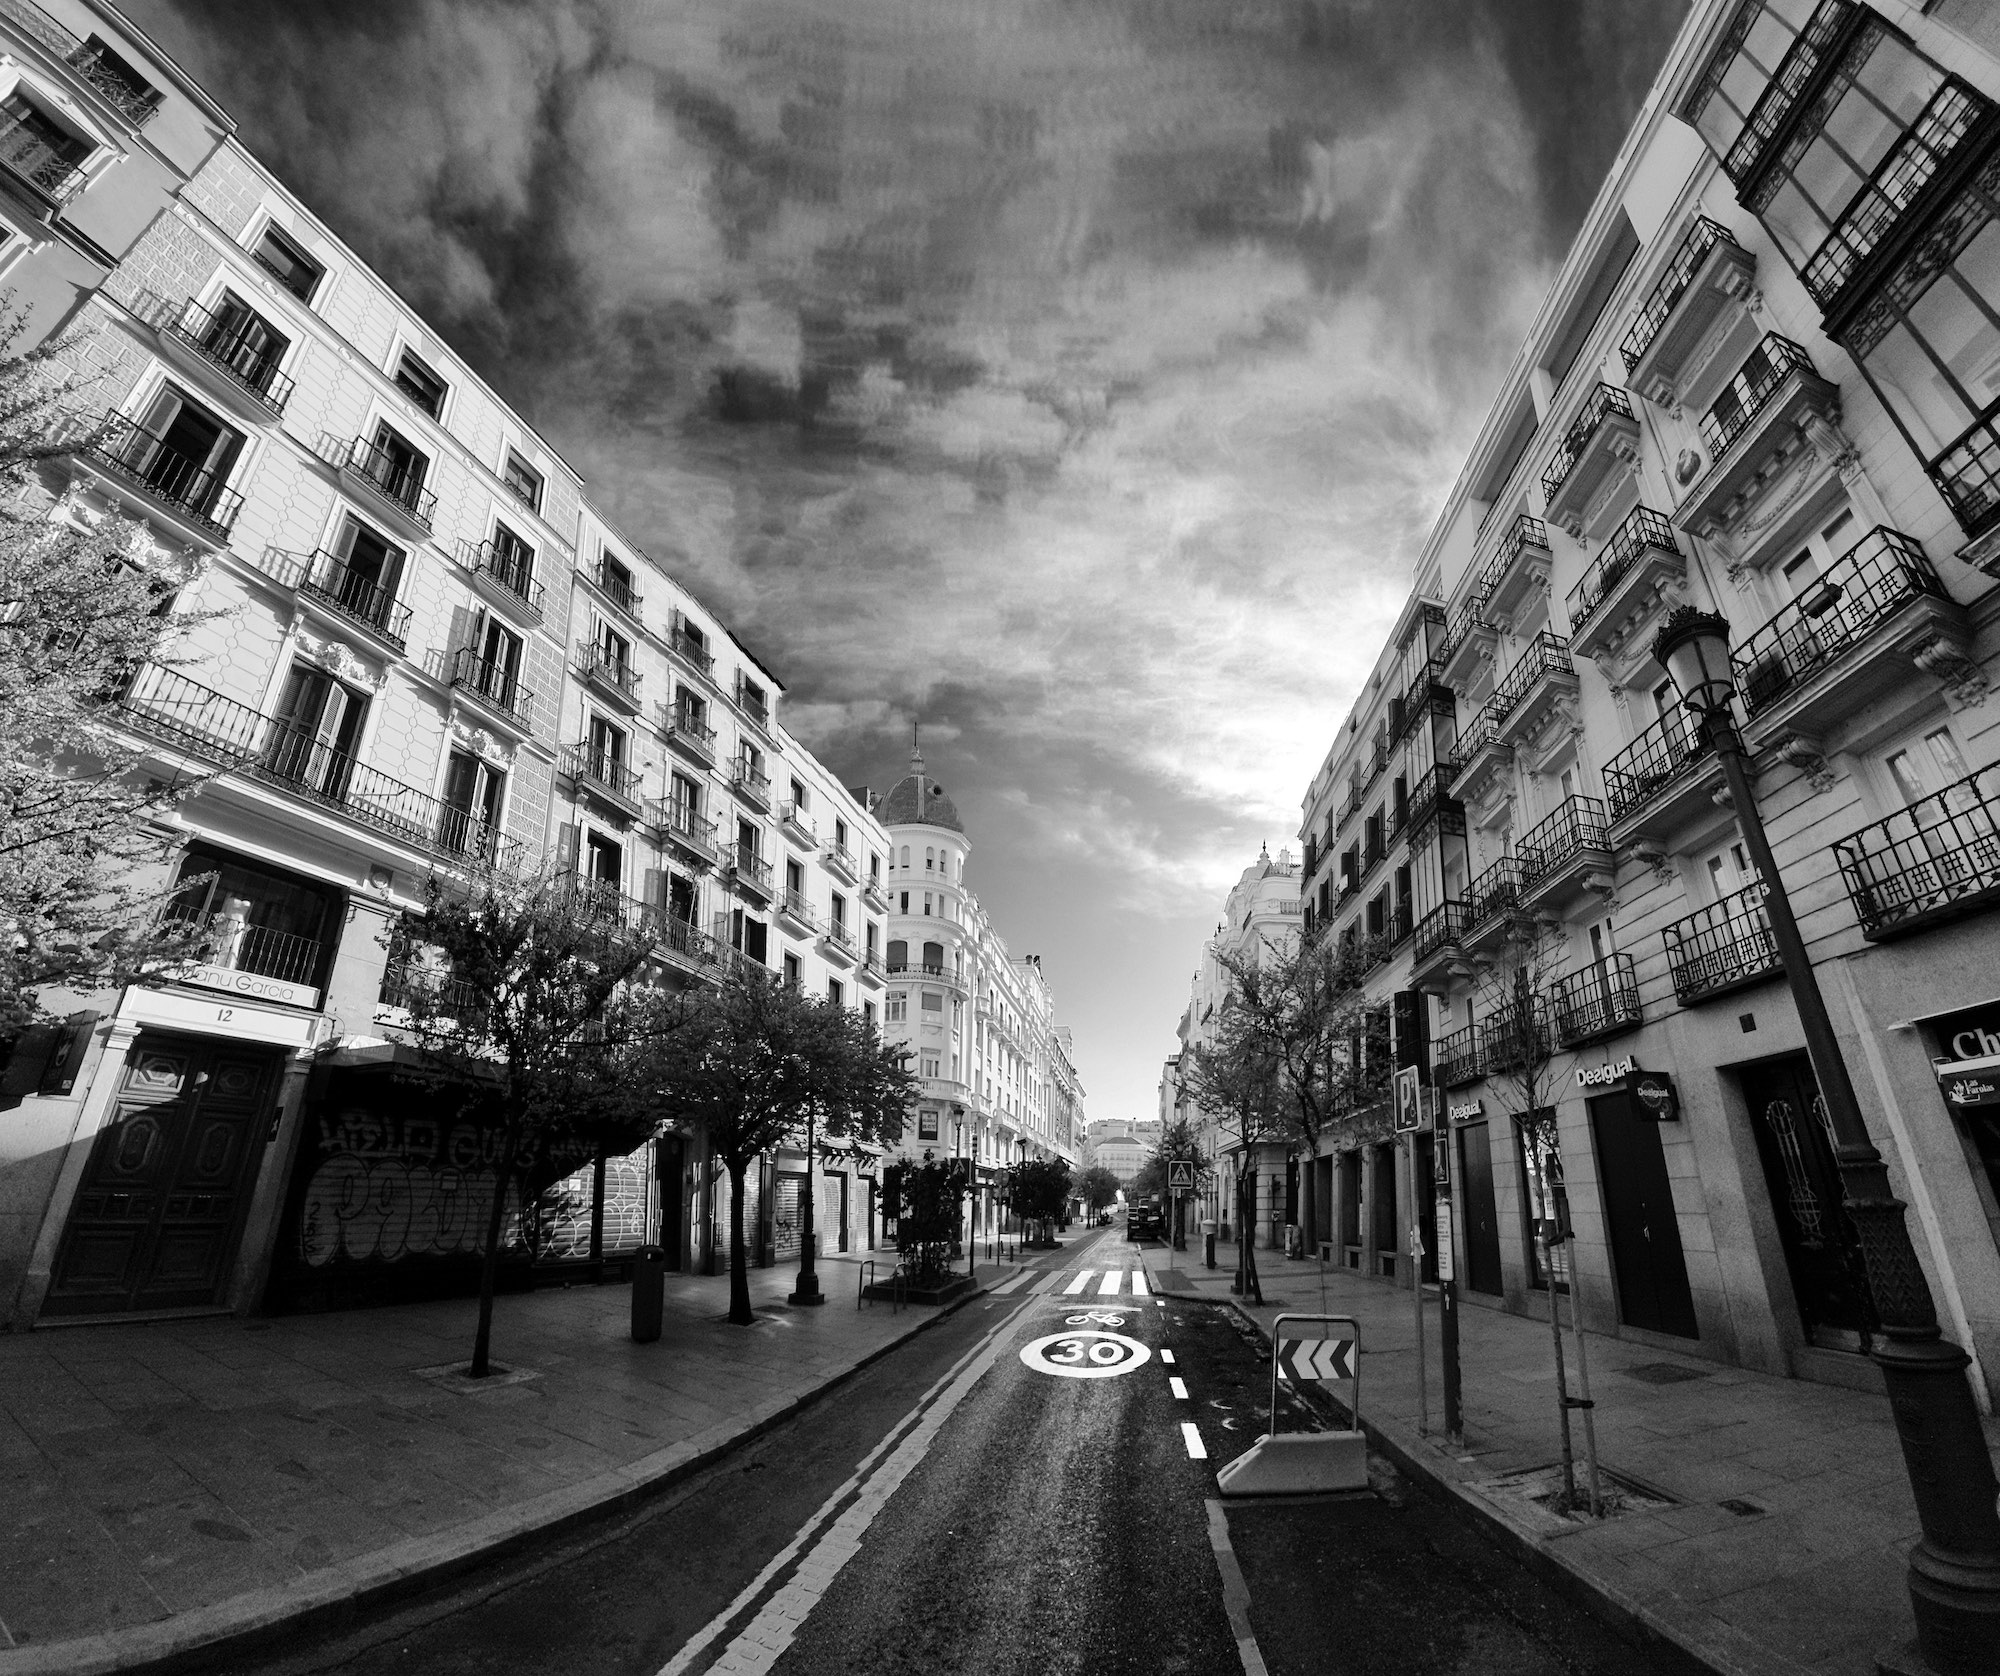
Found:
[1129,1269,1150,1296]
[1182,1422,1208,1460]
[1160,1348,1176,1365]
[1097,1269,1122,1296]
[1169,1377,1189,1400]
[1064,1270,1094,1295]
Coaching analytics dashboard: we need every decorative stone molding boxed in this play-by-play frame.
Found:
[1710,782,1735,810]
[1623,844,1675,886]
[1910,632,1991,710]
[294,629,386,692]
[448,715,515,764]
[1775,733,1837,794]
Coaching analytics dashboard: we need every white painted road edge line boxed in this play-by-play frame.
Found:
[1169,1377,1189,1400]
[1204,1499,1272,1676]
[1181,1422,1208,1460]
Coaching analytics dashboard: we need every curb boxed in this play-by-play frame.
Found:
[1156,1263,1811,1676]
[0,1283,994,1676]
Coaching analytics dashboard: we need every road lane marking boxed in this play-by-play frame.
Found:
[988,1270,1031,1296]
[1170,1377,1188,1400]
[1160,1348,1175,1365]
[1182,1422,1208,1459]
[1032,1271,1064,1294]
[1204,1500,1272,1676]
[1129,1269,1150,1296]
[1064,1270,1094,1295]
[656,1296,1032,1676]
[1096,1270,1121,1296]
[1020,1330,1152,1380]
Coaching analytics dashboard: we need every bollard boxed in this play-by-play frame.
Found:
[630,1245,666,1343]
[1202,1219,1217,1270]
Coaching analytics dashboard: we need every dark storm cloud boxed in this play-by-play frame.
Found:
[120,0,1688,1118]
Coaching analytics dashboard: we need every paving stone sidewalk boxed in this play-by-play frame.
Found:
[0,1244,1038,1672]
[1143,1240,2000,1676]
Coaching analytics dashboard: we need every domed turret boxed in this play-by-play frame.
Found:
[878,744,965,833]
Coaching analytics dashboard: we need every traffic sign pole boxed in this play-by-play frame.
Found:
[1434,1087,1463,1444]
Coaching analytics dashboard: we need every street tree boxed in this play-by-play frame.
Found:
[1176,1031,1287,1302]
[1077,1164,1121,1221]
[627,968,916,1325]
[0,330,220,1041]
[384,868,662,1376]
[1132,1115,1210,1249]
[1006,1156,1072,1246]
[882,1152,969,1286]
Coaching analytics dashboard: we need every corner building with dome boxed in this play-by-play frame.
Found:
[867,751,1085,1242]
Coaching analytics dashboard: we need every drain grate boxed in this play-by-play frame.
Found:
[1618,1361,1711,1384]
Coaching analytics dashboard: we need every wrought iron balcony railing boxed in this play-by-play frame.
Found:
[0,2,161,122]
[578,643,641,704]
[448,646,532,725]
[563,742,640,803]
[781,888,819,930]
[663,704,716,754]
[651,912,726,970]
[1833,761,2000,940]
[733,762,771,803]
[296,547,410,647]
[1480,996,1548,1073]
[1541,385,1635,504]
[377,964,486,1024]
[458,536,545,614]
[1385,899,1413,951]
[1337,783,1363,826]
[0,105,84,199]
[1490,629,1573,725]
[1734,528,1942,718]
[163,298,293,415]
[1549,955,1642,1048]
[86,411,243,536]
[1698,335,1814,464]
[593,559,641,614]
[328,434,435,530]
[1604,707,1714,825]
[1662,884,1780,1004]
[1432,1022,1484,1089]
[669,620,715,677]
[1565,506,1682,634]
[1620,216,1745,374]
[1494,511,1552,578]
[1467,855,1524,928]
[161,894,321,987]
[1413,899,1471,963]
[1406,758,1462,838]
[1518,794,1609,888]
[651,799,717,853]
[731,847,773,892]
[1933,403,2000,540]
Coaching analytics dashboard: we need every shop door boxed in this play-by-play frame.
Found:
[1339,1152,1361,1267]
[45,1034,283,1316]
[657,1136,685,1269]
[772,1172,805,1260]
[1740,1056,1876,1349]
[1587,1094,1698,1338]
[1371,1144,1398,1277]
[1457,1121,1505,1296]
[826,1170,850,1253]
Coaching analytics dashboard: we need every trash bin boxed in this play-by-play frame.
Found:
[630,1245,666,1344]
[1202,1219,1218,1270]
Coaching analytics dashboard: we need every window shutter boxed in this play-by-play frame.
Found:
[446,605,473,665]
[644,867,665,908]
[556,822,579,872]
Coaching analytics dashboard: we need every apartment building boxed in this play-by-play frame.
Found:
[0,0,891,1324]
[1291,0,2000,1405]
[1167,847,1302,1239]
[871,750,1084,1242]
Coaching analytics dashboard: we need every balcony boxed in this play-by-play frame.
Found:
[0,2,161,124]
[650,913,728,981]
[562,743,642,817]
[822,842,860,885]
[1734,528,1966,740]
[660,702,716,764]
[160,893,323,1005]
[1549,955,1642,1049]
[1463,856,1526,954]
[1484,513,1557,628]
[1337,783,1364,829]
[1715,0,1861,189]
[777,887,819,935]
[157,298,293,421]
[321,435,435,538]
[1449,702,1514,808]
[1364,736,1389,789]
[1432,1023,1484,1090]
[445,646,533,734]
[778,800,817,848]
[1438,567,1501,692]
[1517,794,1613,916]
[556,876,648,937]
[1490,630,1579,749]
[1480,996,1549,1075]
[649,798,719,869]
[732,761,771,811]
[1410,899,1472,989]
[247,546,411,656]
[457,537,546,623]
[1677,336,1840,536]
[858,951,886,989]
[888,961,968,998]
[592,558,642,619]
[728,847,774,903]
[376,964,485,1027]
[0,104,84,203]
[1662,885,1781,1005]
[578,644,642,713]
[734,679,774,741]
[1396,659,1455,748]
[819,923,858,967]
[1603,708,1723,848]
[1405,758,1464,842]
[1541,387,1640,536]
[79,412,243,543]
[1833,761,2000,941]
[668,617,716,681]
[862,877,889,912]
[1565,506,1687,662]
[1620,217,1758,402]
[120,666,514,867]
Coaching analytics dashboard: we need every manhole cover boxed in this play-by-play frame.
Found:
[1618,1361,1711,1384]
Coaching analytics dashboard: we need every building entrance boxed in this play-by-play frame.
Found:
[1457,1120,1505,1296]
[1739,1055,1875,1351]
[44,1032,285,1316]
[1587,1093,1698,1339]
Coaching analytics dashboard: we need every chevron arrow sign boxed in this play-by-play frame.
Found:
[1276,1337,1354,1384]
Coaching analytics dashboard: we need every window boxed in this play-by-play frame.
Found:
[394,349,447,418]
[169,847,332,988]
[923,893,932,916]
[439,750,504,856]
[588,715,626,775]
[831,895,847,932]
[739,741,765,782]
[921,1054,940,1078]
[922,991,943,1014]
[786,858,805,896]
[835,818,848,849]
[828,978,844,1006]
[736,817,760,862]
[888,939,907,968]
[926,847,935,871]
[267,662,368,797]
[900,891,910,913]
[865,922,877,957]
[200,292,288,394]
[888,993,908,1022]
[596,621,632,680]
[368,421,428,507]
[252,221,323,302]
[671,771,701,819]
[1885,725,1969,804]
[869,852,881,882]
[863,1000,877,1028]
[784,952,802,986]
[922,940,944,969]
[900,846,910,867]
[460,612,521,704]
[1704,838,1760,901]
[502,449,542,513]
[739,675,768,722]
[584,831,621,889]
[133,385,242,515]
[1683,0,1846,180]
[330,516,404,617]
[0,89,90,196]
[72,37,160,118]
[598,550,636,609]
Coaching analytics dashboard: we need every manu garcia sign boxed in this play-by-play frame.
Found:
[1575,1056,1679,1120]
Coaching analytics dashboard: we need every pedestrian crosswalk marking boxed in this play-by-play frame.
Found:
[1097,1269,1121,1296]
[989,1270,1030,1296]
[1064,1271,1093,1295]
[1130,1269,1150,1296]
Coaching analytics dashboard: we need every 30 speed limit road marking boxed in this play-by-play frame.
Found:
[1018,1329,1153,1379]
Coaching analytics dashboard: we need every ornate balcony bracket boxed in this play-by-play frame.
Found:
[1679,366,1847,555]
[1622,843,1675,886]
[1773,732,1837,794]
[1910,630,1991,711]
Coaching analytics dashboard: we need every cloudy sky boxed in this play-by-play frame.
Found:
[125,0,1687,1127]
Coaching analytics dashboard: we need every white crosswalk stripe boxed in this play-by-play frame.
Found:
[988,1270,1030,1296]
[1129,1269,1150,1297]
[1064,1270,1094,1295]
[1033,1271,1064,1294]
[1096,1270,1121,1296]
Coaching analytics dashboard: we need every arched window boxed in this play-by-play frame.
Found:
[887,939,908,970]
[922,940,945,972]
[926,847,935,870]
[900,846,909,866]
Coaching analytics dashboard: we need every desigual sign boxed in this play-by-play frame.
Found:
[1575,1056,1637,1090]
[1447,1099,1484,1123]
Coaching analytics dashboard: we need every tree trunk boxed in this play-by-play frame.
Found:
[728,1160,753,1326]
[1546,1230,1577,1509]
[469,1112,526,1379]
[1237,1169,1263,1305]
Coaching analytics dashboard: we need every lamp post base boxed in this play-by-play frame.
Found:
[788,1275,825,1306]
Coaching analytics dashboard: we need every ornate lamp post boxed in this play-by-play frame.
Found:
[1652,606,2000,1673]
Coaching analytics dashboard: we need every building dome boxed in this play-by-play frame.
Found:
[878,746,965,832]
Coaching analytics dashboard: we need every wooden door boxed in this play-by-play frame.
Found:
[45,1034,282,1315]
[1457,1121,1505,1296]
[1587,1093,1699,1339]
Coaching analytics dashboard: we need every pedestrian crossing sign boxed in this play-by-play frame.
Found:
[1168,1160,1194,1194]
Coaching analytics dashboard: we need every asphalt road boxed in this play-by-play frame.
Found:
[215,1228,1692,1676]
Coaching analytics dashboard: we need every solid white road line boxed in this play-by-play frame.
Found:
[1204,1499,1272,1676]
[1169,1377,1188,1400]
[1160,1348,1175,1365]
[1064,1270,1094,1295]
[1096,1269,1121,1296]
[1129,1269,1150,1296]
[656,1299,1029,1676]
[1181,1422,1208,1460]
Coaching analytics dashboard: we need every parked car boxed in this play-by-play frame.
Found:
[1125,1202,1164,1241]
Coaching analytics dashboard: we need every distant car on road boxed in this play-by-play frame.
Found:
[1125,1203,1164,1242]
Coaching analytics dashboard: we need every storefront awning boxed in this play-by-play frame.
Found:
[1935,1051,2000,1111]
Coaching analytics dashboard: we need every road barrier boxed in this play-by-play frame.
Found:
[1215,1313,1368,1496]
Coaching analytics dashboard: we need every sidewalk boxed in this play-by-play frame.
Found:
[1141,1238,2000,1676]
[0,1244,1034,1674]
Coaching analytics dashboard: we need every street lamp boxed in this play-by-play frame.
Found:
[1652,606,2000,1672]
